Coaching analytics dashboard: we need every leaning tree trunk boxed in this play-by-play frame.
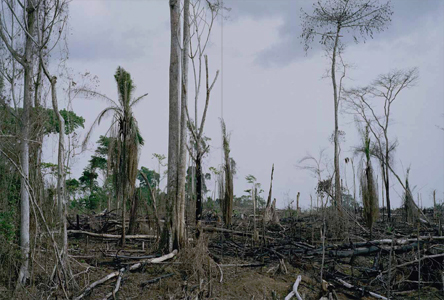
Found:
[263,164,274,223]
[18,2,36,285]
[165,0,181,252]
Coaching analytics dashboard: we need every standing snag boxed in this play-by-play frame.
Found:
[360,126,379,238]
[301,0,393,211]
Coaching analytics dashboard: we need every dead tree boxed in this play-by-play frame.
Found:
[221,120,233,228]
[360,127,379,239]
[263,164,275,223]
[301,0,393,211]
[166,0,182,251]
[344,68,419,221]
[185,0,220,235]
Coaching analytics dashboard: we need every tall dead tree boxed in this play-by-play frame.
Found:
[166,0,182,251]
[185,0,220,234]
[176,0,190,248]
[301,0,393,210]
[186,55,219,234]
[0,0,39,284]
[344,68,419,221]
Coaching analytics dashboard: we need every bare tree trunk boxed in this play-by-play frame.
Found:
[165,0,181,252]
[18,1,36,285]
[221,120,233,228]
[51,77,68,258]
[253,187,258,241]
[332,26,342,211]
[195,154,203,236]
[176,0,190,248]
[385,138,391,221]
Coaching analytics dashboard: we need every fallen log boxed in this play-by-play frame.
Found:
[73,250,177,300]
[201,226,274,240]
[383,252,444,274]
[100,267,124,300]
[68,230,157,239]
[334,277,387,300]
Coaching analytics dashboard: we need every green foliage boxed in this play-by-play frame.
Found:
[245,174,257,184]
[138,167,160,188]
[45,109,85,135]
[89,156,107,171]
[0,210,15,242]
[0,106,84,137]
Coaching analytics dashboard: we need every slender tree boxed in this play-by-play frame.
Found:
[176,0,191,248]
[0,0,39,284]
[301,0,393,210]
[344,68,419,221]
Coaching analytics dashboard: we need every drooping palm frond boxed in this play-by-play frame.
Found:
[82,106,119,150]
[130,93,149,108]
[74,88,120,108]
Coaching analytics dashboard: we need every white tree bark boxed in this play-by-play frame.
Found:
[17,0,37,284]
[176,0,190,248]
[166,0,181,251]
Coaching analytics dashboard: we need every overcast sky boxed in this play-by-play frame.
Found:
[50,0,444,209]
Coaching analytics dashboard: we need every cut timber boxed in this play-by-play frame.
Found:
[284,275,302,300]
[68,230,157,239]
[73,250,177,300]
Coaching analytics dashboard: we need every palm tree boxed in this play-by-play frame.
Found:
[81,66,147,246]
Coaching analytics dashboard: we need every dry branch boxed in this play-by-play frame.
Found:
[334,277,387,300]
[284,275,302,300]
[68,230,156,239]
[73,250,177,300]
